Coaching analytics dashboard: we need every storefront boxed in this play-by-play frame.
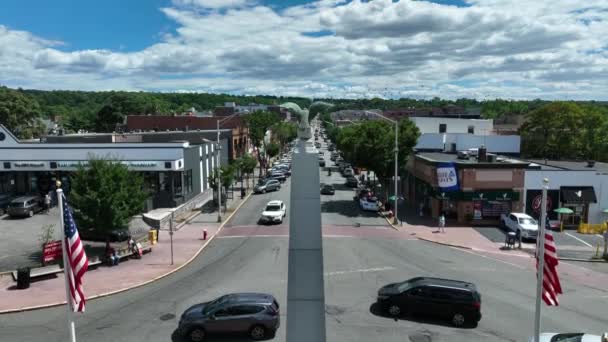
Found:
[0,125,218,210]
[406,151,528,224]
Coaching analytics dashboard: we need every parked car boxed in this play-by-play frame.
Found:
[321,184,335,195]
[345,176,359,188]
[319,159,326,167]
[268,171,287,183]
[254,179,281,193]
[328,145,335,151]
[500,212,538,240]
[178,293,280,341]
[376,277,482,327]
[360,197,380,211]
[7,195,43,218]
[342,167,354,177]
[259,200,287,224]
[0,193,16,216]
[529,333,608,342]
[315,142,321,148]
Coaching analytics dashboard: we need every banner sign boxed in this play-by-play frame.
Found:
[42,240,63,264]
[436,162,459,191]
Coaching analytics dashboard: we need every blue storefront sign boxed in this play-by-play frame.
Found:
[436,162,459,192]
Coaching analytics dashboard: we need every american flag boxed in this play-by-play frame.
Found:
[62,194,89,312]
[537,229,562,306]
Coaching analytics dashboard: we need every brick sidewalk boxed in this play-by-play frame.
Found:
[0,191,252,313]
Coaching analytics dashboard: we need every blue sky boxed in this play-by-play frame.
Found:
[0,0,606,99]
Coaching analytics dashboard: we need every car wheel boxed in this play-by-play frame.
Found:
[452,313,466,327]
[249,325,266,340]
[189,327,206,342]
[28,210,34,217]
[388,304,401,316]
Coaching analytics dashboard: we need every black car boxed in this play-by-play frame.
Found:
[268,172,287,183]
[345,176,358,188]
[328,145,335,151]
[320,184,335,195]
[0,193,15,216]
[376,277,482,327]
[319,159,326,167]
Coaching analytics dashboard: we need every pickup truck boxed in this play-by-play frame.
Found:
[500,213,538,240]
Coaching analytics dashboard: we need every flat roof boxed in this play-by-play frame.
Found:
[416,152,529,168]
[526,159,608,172]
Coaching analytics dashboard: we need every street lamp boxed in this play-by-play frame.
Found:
[216,112,241,222]
[363,110,399,225]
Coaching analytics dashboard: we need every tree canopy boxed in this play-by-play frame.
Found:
[334,118,420,180]
[0,86,45,139]
[244,110,282,172]
[69,158,147,233]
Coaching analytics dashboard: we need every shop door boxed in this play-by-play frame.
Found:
[563,204,584,225]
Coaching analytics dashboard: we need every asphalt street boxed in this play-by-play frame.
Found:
[2,143,608,341]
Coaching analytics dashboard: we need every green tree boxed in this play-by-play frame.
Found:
[244,110,281,175]
[266,142,280,160]
[0,86,44,138]
[69,158,147,236]
[520,102,584,160]
[271,122,297,151]
[95,104,124,133]
[239,153,258,189]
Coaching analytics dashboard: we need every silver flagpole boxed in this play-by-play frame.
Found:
[57,187,77,342]
[534,178,549,342]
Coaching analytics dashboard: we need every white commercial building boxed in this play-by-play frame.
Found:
[523,160,608,225]
[416,133,520,155]
[410,117,493,135]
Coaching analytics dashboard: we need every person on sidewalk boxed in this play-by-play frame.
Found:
[419,202,424,217]
[436,213,446,233]
[44,193,51,214]
[105,240,119,266]
[515,228,522,249]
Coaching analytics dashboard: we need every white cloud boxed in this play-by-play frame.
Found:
[0,1,607,100]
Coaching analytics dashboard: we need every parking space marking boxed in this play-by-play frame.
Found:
[565,232,593,247]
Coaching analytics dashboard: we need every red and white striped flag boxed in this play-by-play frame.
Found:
[62,194,89,312]
[537,229,562,306]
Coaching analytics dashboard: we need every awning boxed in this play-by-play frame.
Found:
[560,186,597,203]
[461,190,520,201]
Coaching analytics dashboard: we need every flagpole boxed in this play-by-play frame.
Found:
[57,187,77,342]
[534,178,549,342]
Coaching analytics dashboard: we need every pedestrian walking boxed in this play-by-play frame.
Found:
[44,193,51,213]
[437,213,446,233]
[419,202,424,217]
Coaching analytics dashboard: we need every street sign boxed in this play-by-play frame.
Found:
[42,240,62,264]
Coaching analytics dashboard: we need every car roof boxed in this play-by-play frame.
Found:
[511,213,533,218]
[408,277,478,291]
[267,200,284,206]
[224,292,276,305]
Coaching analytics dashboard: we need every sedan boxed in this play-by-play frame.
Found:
[321,184,335,195]
[259,200,287,224]
[345,176,359,188]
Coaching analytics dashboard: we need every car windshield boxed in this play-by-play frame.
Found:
[519,218,537,225]
[203,295,229,314]
[9,202,25,208]
[396,281,411,293]
[265,205,281,211]
[550,333,584,342]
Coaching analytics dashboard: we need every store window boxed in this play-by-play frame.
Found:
[439,124,447,133]
[481,201,511,218]
[173,172,183,198]
[184,170,193,194]
[468,126,475,134]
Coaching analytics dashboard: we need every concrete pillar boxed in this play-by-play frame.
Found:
[286,138,326,342]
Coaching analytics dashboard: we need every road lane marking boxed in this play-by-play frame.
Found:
[325,266,395,276]
[565,232,593,247]
[450,247,526,270]
[216,235,288,239]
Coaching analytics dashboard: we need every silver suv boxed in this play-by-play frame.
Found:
[178,293,280,341]
[254,179,281,193]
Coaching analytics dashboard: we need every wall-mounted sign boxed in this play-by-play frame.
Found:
[122,161,158,168]
[42,240,62,264]
[57,161,88,168]
[10,161,48,170]
[436,162,459,191]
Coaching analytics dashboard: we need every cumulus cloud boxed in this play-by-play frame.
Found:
[0,1,607,100]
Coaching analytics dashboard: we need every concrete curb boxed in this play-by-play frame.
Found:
[520,248,608,263]
[416,237,473,250]
[0,191,253,315]
[380,213,401,231]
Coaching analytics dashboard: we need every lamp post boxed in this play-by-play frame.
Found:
[364,111,399,225]
[215,112,241,223]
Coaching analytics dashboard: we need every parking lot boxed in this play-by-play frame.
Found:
[0,208,62,272]
[474,224,606,260]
